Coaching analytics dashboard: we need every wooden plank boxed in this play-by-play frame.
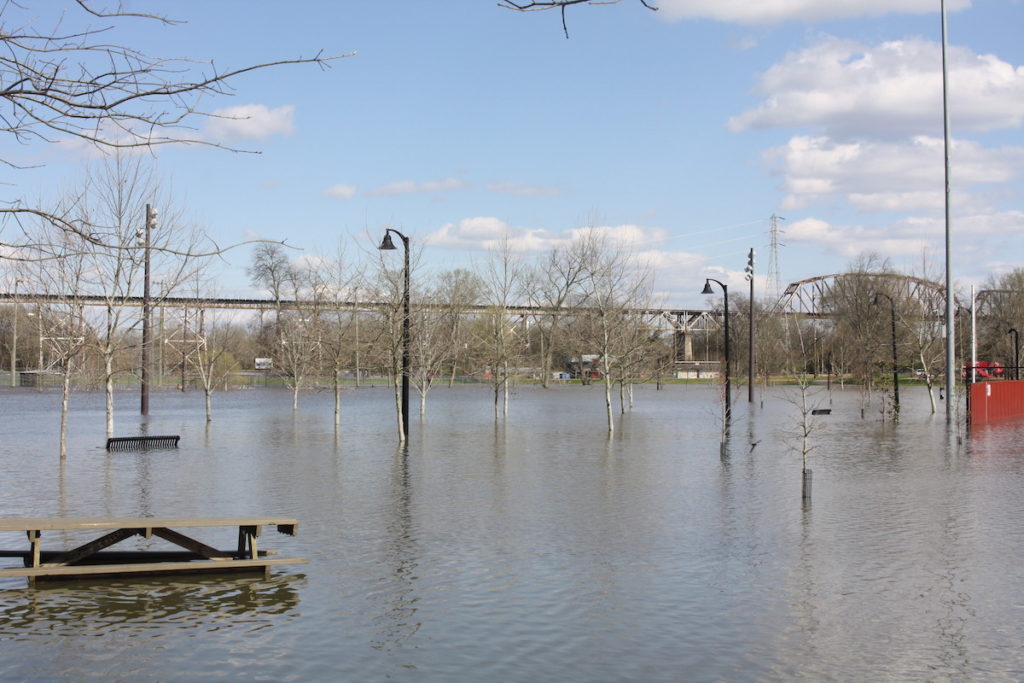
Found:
[0,557,307,579]
[0,517,300,533]
[0,550,274,562]
[48,527,142,566]
[151,527,234,559]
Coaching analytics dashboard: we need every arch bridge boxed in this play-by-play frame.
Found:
[774,272,956,318]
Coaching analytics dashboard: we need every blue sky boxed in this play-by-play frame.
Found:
[6,0,1024,307]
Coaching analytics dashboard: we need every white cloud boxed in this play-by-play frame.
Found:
[366,178,467,196]
[323,184,357,200]
[786,217,932,259]
[730,37,1024,137]
[784,211,1024,265]
[768,135,1024,211]
[205,104,296,140]
[424,217,560,252]
[424,218,673,255]
[658,0,970,26]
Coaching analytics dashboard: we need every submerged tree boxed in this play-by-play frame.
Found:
[577,230,652,434]
[477,236,528,419]
[74,154,202,436]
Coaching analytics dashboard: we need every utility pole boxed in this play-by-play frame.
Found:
[767,214,784,300]
[10,279,19,387]
[941,0,956,425]
[745,249,755,403]
[140,204,156,415]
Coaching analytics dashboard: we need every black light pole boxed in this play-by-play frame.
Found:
[745,249,755,403]
[1009,328,1019,381]
[873,292,899,419]
[140,204,156,416]
[379,228,410,441]
[10,278,19,387]
[702,278,731,420]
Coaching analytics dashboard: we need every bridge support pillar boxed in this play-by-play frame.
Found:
[675,331,694,362]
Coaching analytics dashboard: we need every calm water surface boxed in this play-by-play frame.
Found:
[1,383,1022,680]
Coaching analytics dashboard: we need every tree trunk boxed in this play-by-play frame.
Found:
[60,368,71,460]
[205,387,213,422]
[493,379,500,420]
[540,330,549,389]
[502,361,510,417]
[604,372,614,435]
[104,352,114,438]
[919,350,937,414]
[334,367,341,426]
[393,371,406,441]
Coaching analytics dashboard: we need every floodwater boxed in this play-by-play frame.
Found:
[1,383,1022,680]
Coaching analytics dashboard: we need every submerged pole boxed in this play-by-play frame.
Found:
[941,0,955,424]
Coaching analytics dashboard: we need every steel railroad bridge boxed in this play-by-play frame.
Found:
[0,272,966,364]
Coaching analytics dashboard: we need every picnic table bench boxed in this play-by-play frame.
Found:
[106,435,180,451]
[0,516,307,586]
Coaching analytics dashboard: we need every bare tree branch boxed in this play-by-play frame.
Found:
[1,2,351,258]
[498,0,657,38]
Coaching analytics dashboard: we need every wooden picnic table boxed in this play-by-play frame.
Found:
[0,516,307,585]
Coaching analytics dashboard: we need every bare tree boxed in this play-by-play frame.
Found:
[435,268,484,387]
[249,245,324,409]
[185,273,241,422]
[477,237,527,419]
[278,262,325,410]
[1,3,348,255]
[320,249,364,427]
[786,316,827,500]
[30,211,92,459]
[576,230,652,434]
[75,154,203,436]
[527,238,595,387]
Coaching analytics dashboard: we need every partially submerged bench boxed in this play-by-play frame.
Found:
[106,435,180,451]
[0,517,306,586]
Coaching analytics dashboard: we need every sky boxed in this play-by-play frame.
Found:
[5,0,1024,308]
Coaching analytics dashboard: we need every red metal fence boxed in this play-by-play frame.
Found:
[969,380,1024,425]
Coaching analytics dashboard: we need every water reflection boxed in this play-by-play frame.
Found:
[371,446,421,653]
[0,575,302,637]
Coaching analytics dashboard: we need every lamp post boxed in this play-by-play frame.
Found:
[745,249,755,403]
[872,291,900,419]
[379,228,410,441]
[139,204,156,415]
[701,277,731,421]
[36,303,43,373]
[10,278,20,387]
[1009,328,1020,381]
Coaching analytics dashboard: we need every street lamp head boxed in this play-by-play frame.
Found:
[701,280,714,295]
[378,232,397,251]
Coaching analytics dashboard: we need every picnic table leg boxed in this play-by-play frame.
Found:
[237,526,261,560]
[25,530,40,588]
[26,530,40,567]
